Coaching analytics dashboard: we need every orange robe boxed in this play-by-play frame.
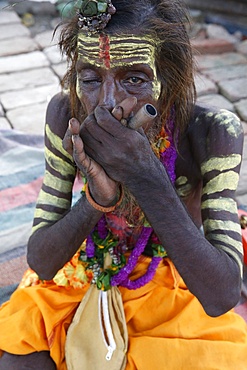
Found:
[0,257,247,369]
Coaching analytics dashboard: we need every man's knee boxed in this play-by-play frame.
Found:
[0,351,56,370]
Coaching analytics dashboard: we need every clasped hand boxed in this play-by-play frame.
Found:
[63,97,155,207]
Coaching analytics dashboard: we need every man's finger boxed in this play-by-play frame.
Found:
[117,97,137,119]
[72,134,91,172]
[62,118,81,155]
[94,106,124,137]
[69,118,80,134]
[111,106,123,121]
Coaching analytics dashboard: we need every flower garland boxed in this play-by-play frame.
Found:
[110,226,153,286]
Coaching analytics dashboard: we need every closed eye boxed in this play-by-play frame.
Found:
[81,78,101,84]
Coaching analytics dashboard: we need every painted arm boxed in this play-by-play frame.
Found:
[27,94,114,279]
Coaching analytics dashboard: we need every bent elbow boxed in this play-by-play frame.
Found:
[27,252,56,281]
[26,245,38,274]
[27,237,58,281]
[203,287,241,317]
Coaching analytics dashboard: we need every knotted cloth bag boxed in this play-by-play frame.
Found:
[65,284,128,370]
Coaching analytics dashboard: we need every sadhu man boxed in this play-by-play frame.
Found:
[1,0,247,369]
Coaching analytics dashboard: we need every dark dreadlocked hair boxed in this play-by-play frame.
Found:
[58,0,196,133]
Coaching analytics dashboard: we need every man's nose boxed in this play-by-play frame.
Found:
[99,78,123,110]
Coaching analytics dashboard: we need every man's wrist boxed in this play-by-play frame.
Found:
[85,183,124,213]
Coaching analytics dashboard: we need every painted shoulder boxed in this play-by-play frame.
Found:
[45,91,71,139]
[188,104,243,137]
[186,103,243,161]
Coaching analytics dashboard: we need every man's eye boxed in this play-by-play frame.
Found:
[82,79,100,84]
[127,77,143,84]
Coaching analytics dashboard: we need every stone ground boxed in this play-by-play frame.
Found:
[0,2,246,205]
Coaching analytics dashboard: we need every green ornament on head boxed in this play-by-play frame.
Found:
[77,0,116,34]
[81,0,108,16]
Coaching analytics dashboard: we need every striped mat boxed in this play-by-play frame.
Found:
[0,129,44,286]
[0,129,82,287]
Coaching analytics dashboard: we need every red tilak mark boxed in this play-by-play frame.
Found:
[99,34,110,68]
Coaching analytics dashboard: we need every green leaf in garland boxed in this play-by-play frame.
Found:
[152,244,167,258]
[143,219,151,227]
[120,254,126,266]
[96,270,112,291]
[92,231,118,253]
[79,250,88,262]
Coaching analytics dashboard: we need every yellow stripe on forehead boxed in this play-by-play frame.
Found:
[77,33,157,69]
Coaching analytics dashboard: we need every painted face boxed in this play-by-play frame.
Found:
[76,33,161,115]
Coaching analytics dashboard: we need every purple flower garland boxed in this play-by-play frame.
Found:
[111,227,153,286]
[85,233,95,258]
[86,216,108,257]
[120,256,161,289]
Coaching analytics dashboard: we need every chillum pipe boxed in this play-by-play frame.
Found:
[128,104,157,129]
